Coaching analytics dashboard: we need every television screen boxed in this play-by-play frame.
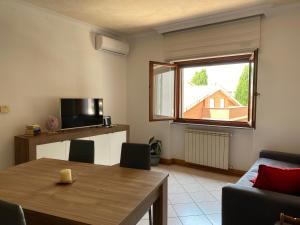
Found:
[60,98,103,129]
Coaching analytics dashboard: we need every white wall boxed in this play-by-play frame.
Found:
[127,3,300,170]
[127,34,172,159]
[0,1,127,169]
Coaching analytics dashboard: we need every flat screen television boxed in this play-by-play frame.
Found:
[60,98,103,129]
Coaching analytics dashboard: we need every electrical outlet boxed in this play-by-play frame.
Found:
[0,105,10,113]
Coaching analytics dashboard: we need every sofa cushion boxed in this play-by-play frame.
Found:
[236,158,300,187]
[253,165,300,194]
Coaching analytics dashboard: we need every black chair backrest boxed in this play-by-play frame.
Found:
[120,143,151,170]
[69,140,95,163]
[0,199,26,225]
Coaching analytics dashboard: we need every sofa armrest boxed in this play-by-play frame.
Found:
[222,184,300,225]
[260,150,300,164]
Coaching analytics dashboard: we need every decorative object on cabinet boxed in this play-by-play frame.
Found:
[45,115,59,132]
[24,124,41,136]
[103,116,112,127]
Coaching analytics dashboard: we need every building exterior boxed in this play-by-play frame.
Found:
[183,89,248,121]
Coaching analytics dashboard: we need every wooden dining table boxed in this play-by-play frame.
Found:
[0,158,168,225]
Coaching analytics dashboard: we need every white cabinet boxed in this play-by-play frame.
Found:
[92,134,111,165]
[110,131,126,165]
[92,131,126,166]
[65,140,70,160]
[36,131,127,166]
[37,142,67,160]
[77,137,92,140]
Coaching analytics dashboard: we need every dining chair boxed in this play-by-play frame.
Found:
[69,140,95,163]
[0,199,27,225]
[120,143,152,225]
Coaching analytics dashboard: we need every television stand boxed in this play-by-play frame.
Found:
[15,124,129,165]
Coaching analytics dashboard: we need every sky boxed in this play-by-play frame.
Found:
[183,62,247,92]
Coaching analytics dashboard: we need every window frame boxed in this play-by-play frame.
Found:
[149,61,178,121]
[149,50,258,128]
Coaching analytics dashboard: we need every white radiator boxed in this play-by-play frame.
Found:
[184,129,230,170]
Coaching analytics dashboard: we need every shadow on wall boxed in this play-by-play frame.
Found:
[30,96,61,130]
[89,32,96,50]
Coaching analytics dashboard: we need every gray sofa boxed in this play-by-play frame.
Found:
[222,150,300,225]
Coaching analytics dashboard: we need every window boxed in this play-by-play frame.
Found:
[220,99,225,108]
[209,98,215,108]
[149,62,176,121]
[149,51,258,128]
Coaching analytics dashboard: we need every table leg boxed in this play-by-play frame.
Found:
[153,179,168,225]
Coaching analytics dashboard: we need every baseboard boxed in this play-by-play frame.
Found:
[160,157,245,177]
[159,158,174,165]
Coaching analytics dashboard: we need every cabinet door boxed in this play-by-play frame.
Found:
[76,137,91,140]
[36,142,67,160]
[110,131,126,165]
[65,140,70,160]
[92,134,111,165]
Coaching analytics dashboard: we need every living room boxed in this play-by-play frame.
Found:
[1,0,300,225]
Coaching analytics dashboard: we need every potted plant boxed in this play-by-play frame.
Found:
[149,136,162,166]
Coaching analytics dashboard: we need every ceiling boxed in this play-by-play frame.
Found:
[21,0,295,34]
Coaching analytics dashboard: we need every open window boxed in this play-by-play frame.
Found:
[149,51,258,128]
[149,61,177,121]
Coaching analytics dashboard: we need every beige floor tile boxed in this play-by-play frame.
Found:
[168,205,177,218]
[190,191,217,202]
[195,176,222,185]
[168,177,178,185]
[168,217,183,225]
[179,215,212,225]
[207,213,222,225]
[201,181,227,191]
[141,211,149,220]
[173,203,203,216]
[175,176,198,185]
[197,201,221,214]
[169,183,186,194]
[210,190,222,201]
[169,193,194,204]
[136,219,150,225]
[182,183,205,193]
[141,164,239,225]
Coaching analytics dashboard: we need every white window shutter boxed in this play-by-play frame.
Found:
[163,16,261,61]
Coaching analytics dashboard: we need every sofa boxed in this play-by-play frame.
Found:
[222,150,300,225]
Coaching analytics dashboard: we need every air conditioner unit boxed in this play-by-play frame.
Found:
[95,35,129,56]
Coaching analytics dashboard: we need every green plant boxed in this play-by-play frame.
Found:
[235,65,249,106]
[190,69,208,86]
[149,136,162,155]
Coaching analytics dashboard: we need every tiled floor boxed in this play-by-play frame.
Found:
[137,164,239,225]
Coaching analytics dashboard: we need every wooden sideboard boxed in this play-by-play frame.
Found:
[15,124,129,165]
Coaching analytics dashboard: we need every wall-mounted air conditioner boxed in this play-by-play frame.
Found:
[95,35,129,56]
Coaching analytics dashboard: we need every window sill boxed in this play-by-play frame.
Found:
[172,119,255,129]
